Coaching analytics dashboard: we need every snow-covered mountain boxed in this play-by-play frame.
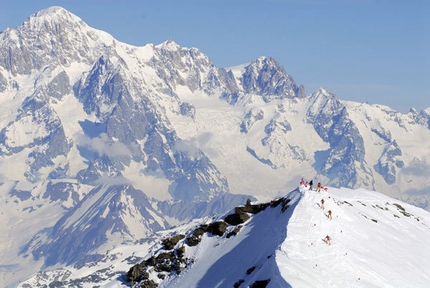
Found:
[0,6,430,286]
[18,185,430,287]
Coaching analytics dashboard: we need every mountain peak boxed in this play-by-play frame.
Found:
[157,38,182,51]
[33,6,67,17]
[241,56,299,100]
[316,86,331,96]
[252,56,280,69]
[28,6,83,25]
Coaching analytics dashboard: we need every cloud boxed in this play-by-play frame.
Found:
[174,139,200,158]
[174,132,217,159]
[75,133,130,157]
[404,187,430,196]
[402,159,430,177]
[92,175,131,186]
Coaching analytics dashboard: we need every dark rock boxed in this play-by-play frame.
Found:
[186,224,209,246]
[226,197,290,224]
[186,235,201,246]
[154,252,175,272]
[162,234,185,250]
[234,279,245,288]
[226,225,243,238]
[235,202,271,214]
[126,262,148,286]
[250,279,271,288]
[224,212,250,225]
[193,224,209,237]
[145,256,156,266]
[137,279,158,288]
[176,246,186,258]
[208,221,228,236]
[246,266,256,275]
[280,198,291,213]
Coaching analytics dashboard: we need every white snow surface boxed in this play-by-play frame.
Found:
[17,185,430,287]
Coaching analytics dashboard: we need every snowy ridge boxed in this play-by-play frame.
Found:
[18,185,430,287]
[0,6,430,287]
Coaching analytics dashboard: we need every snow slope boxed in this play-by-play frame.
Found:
[18,185,430,287]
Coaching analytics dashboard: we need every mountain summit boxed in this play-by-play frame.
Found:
[19,185,430,287]
[0,6,430,286]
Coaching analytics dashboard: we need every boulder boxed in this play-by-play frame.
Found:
[208,221,228,236]
[224,212,250,225]
[162,234,185,250]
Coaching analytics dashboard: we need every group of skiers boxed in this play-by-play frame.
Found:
[300,178,328,192]
[300,178,333,245]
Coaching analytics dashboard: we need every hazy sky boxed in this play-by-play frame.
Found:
[1,0,428,112]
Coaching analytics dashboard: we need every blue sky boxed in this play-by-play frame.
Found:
[1,0,428,112]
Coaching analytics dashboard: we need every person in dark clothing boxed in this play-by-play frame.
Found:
[309,180,313,190]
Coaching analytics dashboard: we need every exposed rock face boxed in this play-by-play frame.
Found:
[127,248,191,287]
[225,212,250,225]
[241,108,265,133]
[307,88,374,188]
[127,195,292,287]
[296,84,306,98]
[250,279,271,288]
[208,221,229,236]
[374,140,404,184]
[162,234,186,250]
[180,102,196,119]
[241,57,299,102]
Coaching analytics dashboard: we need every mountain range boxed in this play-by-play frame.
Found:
[0,6,429,287]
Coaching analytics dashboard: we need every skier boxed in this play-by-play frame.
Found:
[317,182,322,192]
[325,235,331,245]
[321,199,325,210]
[328,210,332,220]
[309,180,313,191]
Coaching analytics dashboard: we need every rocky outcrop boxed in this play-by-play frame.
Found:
[374,140,404,184]
[162,234,185,250]
[241,108,264,133]
[296,84,306,98]
[127,196,292,287]
[126,248,191,287]
[241,57,300,102]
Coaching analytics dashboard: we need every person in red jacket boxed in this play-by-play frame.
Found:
[325,235,331,245]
